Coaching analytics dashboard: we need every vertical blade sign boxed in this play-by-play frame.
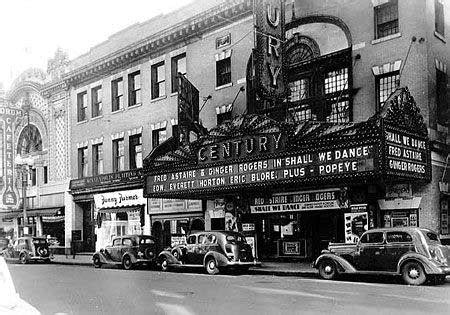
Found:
[253,0,287,105]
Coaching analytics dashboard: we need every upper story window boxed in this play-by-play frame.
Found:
[128,71,141,106]
[43,166,48,184]
[151,62,166,99]
[17,125,42,155]
[78,147,88,178]
[91,85,102,117]
[171,53,186,93]
[152,128,167,148]
[77,91,87,122]
[436,68,448,127]
[92,143,104,176]
[112,138,125,172]
[376,71,399,110]
[30,168,37,186]
[216,57,231,87]
[129,134,142,169]
[374,0,399,39]
[435,0,445,36]
[111,77,124,112]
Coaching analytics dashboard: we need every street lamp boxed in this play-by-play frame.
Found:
[14,155,34,236]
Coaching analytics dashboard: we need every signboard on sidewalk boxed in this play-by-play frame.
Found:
[344,212,368,243]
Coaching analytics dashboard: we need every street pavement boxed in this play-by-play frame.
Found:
[7,263,450,315]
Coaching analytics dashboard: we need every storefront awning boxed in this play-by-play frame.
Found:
[0,207,64,219]
[377,197,422,210]
[97,206,143,214]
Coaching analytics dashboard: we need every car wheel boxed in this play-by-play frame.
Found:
[93,256,102,269]
[318,259,337,280]
[19,253,28,265]
[122,255,133,270]
[205,257,219,275]
[402,261,426,286]
[172,250,180,260]
[160,257,169,272]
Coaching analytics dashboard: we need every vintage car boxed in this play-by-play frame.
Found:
[314,227,450,285]
[1,236,53,264]
[158,231,259,275]
[92,234,160,270]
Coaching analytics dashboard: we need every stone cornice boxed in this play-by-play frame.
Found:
[63,0,252,88]
[41,80,67,98]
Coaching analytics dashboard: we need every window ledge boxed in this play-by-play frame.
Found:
[434,31,446,43]
[371,32,402,45]
[128,103,142,109]
[111,108,125,115]
[215,82,233,91]
[91,115,103,121]
[170,92,178,97]
[76,120,88,125]
[150,95,167,103]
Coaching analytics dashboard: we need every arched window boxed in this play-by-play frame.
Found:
[17,125,42,155]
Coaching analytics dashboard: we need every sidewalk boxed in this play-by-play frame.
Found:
[51,254,318,277]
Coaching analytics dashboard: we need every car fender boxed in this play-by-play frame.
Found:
[158,251,180,264]
[397,253,442,275]
[94,251,112,264]
[203,251,228,267]
[314,253,357,273]
[122,252,138,264]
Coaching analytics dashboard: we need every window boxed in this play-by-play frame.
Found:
[360,232,384,244]
[128,71,141,106]
[92,143,104,176]
[198,234,206,244]
[435,0,445,36]
[216,57,231,87]
[43,166,48,184]
[129,134,142,169]
[171,53,186,93]
[151,62,165,99]
[386,232,412,243]
[376,71,399,109]
[30,168,37,186]
[436,69,448,126]
[78,147,88,178]
[152,128,167,148]
[374,0,399,39]
[187,235,196,244]
[140,237,155,244]
[112,238,121,246]
[122,238,133,246]
[91,85,102,117]
[112,138,124,172]
[111,77,124,111]
[77,91,87,122]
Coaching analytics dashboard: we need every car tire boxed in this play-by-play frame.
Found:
[122,255,133,270]
[402,261,426,286]
[93,256,102,269]
[19,253,28,265]
[160,257,169,272]
[172,250,180,260]
[205,257,219,275]
[318,259,337,280]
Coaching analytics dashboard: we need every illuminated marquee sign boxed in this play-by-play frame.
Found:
[384,126,430,180]
[250,189,349,214]
[0,106,23,209]
[147,145,375,196]
[253,0,287,102]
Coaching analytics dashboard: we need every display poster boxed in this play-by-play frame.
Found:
[242,223,255,231]
[344,212,368,243]
[250,188,349,214]
[282,241,301,255]
[149,199,202,214]
[171,235,187,247]
[245,236,256,258]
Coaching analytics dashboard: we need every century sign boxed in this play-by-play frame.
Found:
[253,0,287,101]
[0,105,23,209]
[147,145,375,195]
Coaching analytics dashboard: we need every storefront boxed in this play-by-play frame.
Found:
[143,88,432,261]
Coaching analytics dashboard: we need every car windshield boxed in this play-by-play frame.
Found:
[32,239,47,245]
[226,234,246,244]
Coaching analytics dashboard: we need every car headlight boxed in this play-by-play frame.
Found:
[137,251,144,258]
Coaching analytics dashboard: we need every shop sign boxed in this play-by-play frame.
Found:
[70,168,144,191]
[253,0,287,102]
[441,199,449,235]
[147,145,375,195]
[149,199,202,214]
[350,204,367,213]
[384,127,430,179]
[93,189,145,209]
[242,223,255,231]
[178,74,199,144]
[171,236,187,247]
[0,105,23,209]
[344,212,368,243]
[250,189,349,213]
[198,133,285,164]
[282,241,302,255]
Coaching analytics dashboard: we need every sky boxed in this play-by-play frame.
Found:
[0,0,194,90]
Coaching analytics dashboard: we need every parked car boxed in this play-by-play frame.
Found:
[92,235,160,270]
[1,236,53,264]
[313,227,450,285]
[158,231,259,275]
